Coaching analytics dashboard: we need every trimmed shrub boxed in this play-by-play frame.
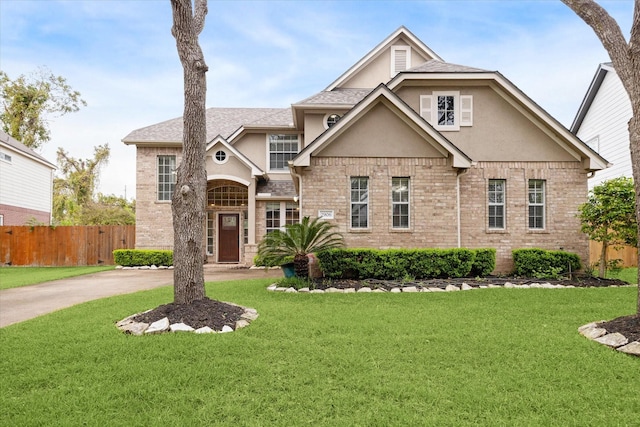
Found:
[316,248,487,280]
[113,249,173,267]
[469,248,496,277]
[512,248,581,279]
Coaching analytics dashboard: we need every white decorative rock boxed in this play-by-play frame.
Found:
[121,322,149,336]
[235,319,250,329]
[298,288,310,293]
[267,284,277,291]
[402,286,418,293]
[479,285,488,289]
[617,341,640,356]
[170,322,195,332]
[390,287,402,293]
[372,288,386,293]
[488,284,501,288]
[357,287,372,293]
[310,289,325,293]
[580,327,607,339]
[195,326,215,334]
[542,283,555,289]
[242,309,259,321]
[529,283,543,288]
[578,322,605,332]
[503,282,515,288]
[150,265,158,270]
[445,284,460,292]
[325,287,343,293]
[220,325,234,333]
[145,317,170,334]
[275,287,288,292]
[461,283,473,291]
[429,287,445,292]
[285,287,297,293]
[594,332,629,348]
[344,288,356,293]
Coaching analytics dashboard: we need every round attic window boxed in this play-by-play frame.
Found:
[214,150,227,164]
[325,113,341,129]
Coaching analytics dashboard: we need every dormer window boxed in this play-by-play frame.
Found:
[391,46,411,77]
[420,91,473,131]
[324,113,342,129]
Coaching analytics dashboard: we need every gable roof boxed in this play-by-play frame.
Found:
[123,107,292,145]
[325,26,444,91]
[292,84,472,169]
[570,62,614,134]
[0,130,56,169]
[205,135,266,178]
[389,71,609,171]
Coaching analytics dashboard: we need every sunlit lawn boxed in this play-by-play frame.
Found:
[607,267,638,284]
[1,278,638,426]
[0,266,114,290]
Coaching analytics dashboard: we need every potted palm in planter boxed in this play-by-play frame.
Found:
[257,216,344,278]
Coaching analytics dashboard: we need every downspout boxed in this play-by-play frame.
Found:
[288,161,302,222]
[456,168,469,248]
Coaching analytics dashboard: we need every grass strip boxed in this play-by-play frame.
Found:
[1,279,638,426]
[0,266,114,290]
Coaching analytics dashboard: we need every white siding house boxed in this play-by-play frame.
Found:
[571,63,631,188]
[0,130,56,225]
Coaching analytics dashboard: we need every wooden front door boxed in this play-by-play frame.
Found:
[218,213,240,262]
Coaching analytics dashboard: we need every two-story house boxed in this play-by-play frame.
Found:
[0,130,55,225]
[123,27,608,272]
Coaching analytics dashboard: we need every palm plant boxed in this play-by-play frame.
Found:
[257,216,345,277]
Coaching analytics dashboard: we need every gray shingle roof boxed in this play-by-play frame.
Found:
[0,130,55,168]
[123,107,293,143]
[294,88,373,106]
[407,60,488,73]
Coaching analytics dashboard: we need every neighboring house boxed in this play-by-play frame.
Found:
[123,27,608,272]
[571,62,632,189]
[0,130,56,225]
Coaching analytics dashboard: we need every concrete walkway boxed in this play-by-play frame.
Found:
[0,266,282,328]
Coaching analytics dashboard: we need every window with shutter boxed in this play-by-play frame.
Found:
[460,95,473,126]
[420,95,433,123]
[421,92,473,131]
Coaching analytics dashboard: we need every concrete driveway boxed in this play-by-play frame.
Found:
[0,266,282,328]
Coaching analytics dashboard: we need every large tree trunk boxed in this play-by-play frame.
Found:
[562,0,640,314]
[170,0,208,304]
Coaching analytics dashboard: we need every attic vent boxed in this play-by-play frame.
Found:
[391,46,411,77]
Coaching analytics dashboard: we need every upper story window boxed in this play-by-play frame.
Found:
[157,155,176,201]
[528,180,546,230]
[350,177,369,229]
[420,92,473,131]
[214,150,227,164]
[488,179,505,229]
[268,134,299,172]
[0,152,12,163]
[325,113,341,129]
[391,46,411,77]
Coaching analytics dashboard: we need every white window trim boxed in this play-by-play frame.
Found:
[391,177,410,230]
[421,92,473,131]
[213,150,228,165]
[350,177,370,230]
[266,134,300,173]
[488,179,506,230]
[323,113,342,130]
[528,180,546,230]
[390,45,411,77]
[265,201,300,233]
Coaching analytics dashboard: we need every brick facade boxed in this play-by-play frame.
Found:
[0,204,50,226]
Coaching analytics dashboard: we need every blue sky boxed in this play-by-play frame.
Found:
[0,0,634,199]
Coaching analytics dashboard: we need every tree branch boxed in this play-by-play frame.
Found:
[193,0,208,35]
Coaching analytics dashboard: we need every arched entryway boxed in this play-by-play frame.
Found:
[206,180,249,263]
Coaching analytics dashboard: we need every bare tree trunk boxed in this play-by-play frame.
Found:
[170,0,208,304]
[599,241,608,278]
[562,0,640,314]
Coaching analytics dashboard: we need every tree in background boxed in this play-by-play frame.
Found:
[0,68,86,150]
[80,194,135,226]
[170,0,209,304]
[562,0,639,313]
[53,144,110,225]
[579,177,637,278]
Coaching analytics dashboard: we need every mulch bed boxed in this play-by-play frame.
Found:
[131,276,638,340]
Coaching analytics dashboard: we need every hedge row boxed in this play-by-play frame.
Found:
[315,248,496,280]
[113,249,173,267]
[512,248,581,279]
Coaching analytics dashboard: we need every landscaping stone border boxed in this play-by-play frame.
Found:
[116,302,259,336]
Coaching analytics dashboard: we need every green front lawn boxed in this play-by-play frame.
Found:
[1,279,638,426]
[607,267,638,284]
[0,266,114,290]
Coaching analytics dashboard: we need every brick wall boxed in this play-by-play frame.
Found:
[0,204,50,225]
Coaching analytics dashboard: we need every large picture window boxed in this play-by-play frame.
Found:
[350,177,369,229]
[157,155,176,201]
[392,177,409,229]
[268,134,299,171]
[528,180,545,229]
[488,179,505,229]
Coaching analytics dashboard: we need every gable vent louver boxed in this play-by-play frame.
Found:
[391,46,411,77]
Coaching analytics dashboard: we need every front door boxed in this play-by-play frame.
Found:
[218,213,240,262]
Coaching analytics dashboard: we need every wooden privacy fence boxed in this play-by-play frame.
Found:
[589,241,638,268]
[0,225,135,266]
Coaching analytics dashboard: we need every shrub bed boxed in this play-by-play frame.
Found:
[113,249,173,267]
[316,248,496,280]
[512,248,581,279]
